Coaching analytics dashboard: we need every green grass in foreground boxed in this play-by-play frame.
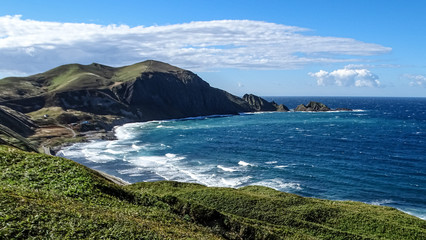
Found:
[0,145,425,239]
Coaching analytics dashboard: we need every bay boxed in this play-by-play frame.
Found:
[58,97,426,219]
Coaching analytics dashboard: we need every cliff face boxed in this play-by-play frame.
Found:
[0,105,38,151]
[0,105,37,137]
[0,60,253,122]
[112,71,252,120]
[243,94,289,112]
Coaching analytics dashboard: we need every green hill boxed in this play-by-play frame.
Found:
[1,145,424,239]
[0,60,257,150]
[0,60,194,101]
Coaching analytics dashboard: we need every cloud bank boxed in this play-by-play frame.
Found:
[310,66,381,87]
[0,15,391,76]
[404,74,426,87]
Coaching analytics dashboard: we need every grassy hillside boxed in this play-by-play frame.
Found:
[0,60,186,99]
[0,145,221,239]
[1,145,425,239]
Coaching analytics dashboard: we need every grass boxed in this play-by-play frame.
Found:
[129,182,426,239]
[1,145,425,239]
[0,145,221,239]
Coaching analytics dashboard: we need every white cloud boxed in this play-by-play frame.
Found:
[309,66,380,87]
[0,15,391,75]
[404,74,426,87]
[344,64,401,69]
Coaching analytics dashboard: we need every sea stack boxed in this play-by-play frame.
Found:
[295,101,331,112]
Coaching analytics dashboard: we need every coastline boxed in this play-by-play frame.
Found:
[53,104,426,221]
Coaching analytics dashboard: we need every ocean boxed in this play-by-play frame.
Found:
[58,97,426,219]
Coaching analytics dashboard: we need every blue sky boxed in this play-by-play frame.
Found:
[1,0,425,97]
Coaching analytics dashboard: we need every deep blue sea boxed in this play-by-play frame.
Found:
[58,97,426,219]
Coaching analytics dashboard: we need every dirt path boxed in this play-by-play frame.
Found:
[56,123,77,138]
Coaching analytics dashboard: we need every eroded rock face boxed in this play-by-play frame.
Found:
[243,94,277,111]
[243,94,289,112]
[272,101,290,112]
[0,61,254,122]
[295,101,331,112]
[0,105,37,137]
[111,71,252,120]
[0,105,38,151]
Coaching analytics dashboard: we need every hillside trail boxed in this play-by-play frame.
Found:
[55,123,77,138]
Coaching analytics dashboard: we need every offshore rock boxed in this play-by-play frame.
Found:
[295,101,331,112]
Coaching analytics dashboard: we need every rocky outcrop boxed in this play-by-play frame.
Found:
[243,94,289,112]
[295,101,331,112]
[111,71,252,120]
[243,94,277,111]
[0,105,37,137]
[272,101,290,112]
[0,105,38,151]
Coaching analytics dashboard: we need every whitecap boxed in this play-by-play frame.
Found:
[180,169,206,183]
[114,123,142,140]
[369,199,393,206]
[165,153,176,158]
[253,178,302,191]
[165,153,185,161]
[221,176,252,188]
[83,154,115,163]
[238,161,255,167]
[131,143,143,151]
[104,149,122,155]
[217,165,238,172]
[265,161,278,164]
[79,145,116,163]
[129,156,168,167]
[274,165,288,168]
[118,168,144,175]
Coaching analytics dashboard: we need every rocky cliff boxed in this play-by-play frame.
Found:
[0,105,38,151]
[0,61,254,122]
[1,60,285,149]
[243,94,289,112]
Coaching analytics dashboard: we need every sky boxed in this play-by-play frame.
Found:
[0,0,425,97]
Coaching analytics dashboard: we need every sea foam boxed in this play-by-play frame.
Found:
[238,161,255,167]
[217,165,238,172]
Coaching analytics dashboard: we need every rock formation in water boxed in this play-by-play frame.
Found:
[295,101,331,112]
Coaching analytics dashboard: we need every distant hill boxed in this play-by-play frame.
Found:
[0,60,288,149]
[0,60,253,119]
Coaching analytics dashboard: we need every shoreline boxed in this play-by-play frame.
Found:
[47,110,425,221]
